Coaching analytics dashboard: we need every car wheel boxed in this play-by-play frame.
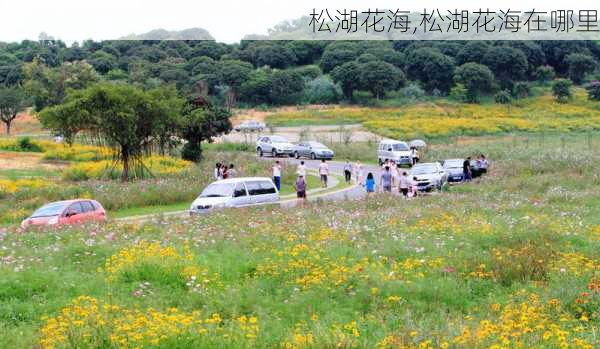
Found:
[311,153,316,160]
[257,148,263,157]
[272,149,277,157]
[294,151,300,159]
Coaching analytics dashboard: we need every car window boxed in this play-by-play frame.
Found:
[81,201,95,212]
[258,181,277,194]
[68,202,84,214]
[233,183,247,197]
[393,143,409,151]
[31,202,68,218]
[200,183,235,197]
[245,181,262,196]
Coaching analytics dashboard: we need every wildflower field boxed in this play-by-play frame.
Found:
[1,134,600,348]
[266,90,600,140]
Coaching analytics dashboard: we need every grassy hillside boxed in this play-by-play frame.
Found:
[1,134,599,348]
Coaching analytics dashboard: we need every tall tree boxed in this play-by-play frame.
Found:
[358,61,405,99]
[0,86,28,135]
[565,53,597,84]
[331,61,361,100]
[39,84,182,181]
[453,63,494,102]
[404,48,456,93]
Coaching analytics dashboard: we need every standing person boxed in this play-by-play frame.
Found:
[463,157,472,182]
[399,171,410,197]
[214,163,221,180]
[297,161,306,177]
[221,164,229,179]
[365,172,375,195]
[272,161,282,191]
[479,154,489,174]
[411,147,418,166]
[228,164,236,178]
[343,160,353,184]
[319,159,329,188]
[380,166,393,193]
[355,161,364,186]
[295,175,307,205]
[410,176,419,197]
[390,160,398,189]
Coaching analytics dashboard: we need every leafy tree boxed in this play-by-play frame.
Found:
[512,82,531,99]
[23,59,98,110]
[357,54,378,64]
[404,48,455,93]
[269,69,305,105]
[239,68,272,104]
[0,52,22,85]
[39,84,182,181]
[293,65,321,81]
[453,63,494,102]
[358,61,405,99]
[330,61,361,100]
[449,84,468,102]
[535,65,555,84]
[217,60,253,107]
[286,41,324,65]
[565,53,597,84]
[509,41,546,77]
[303,76,342,104]
[482,47,528,89]
[552,79,573,103]
[254,43,297,69]
[87,50,117,74]
[586,81,600,101]
[0,86,28,135]
[494,90,512,104]
[320,43,359,73]
[179,99,232,162]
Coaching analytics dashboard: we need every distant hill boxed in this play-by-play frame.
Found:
[120,28,214,40]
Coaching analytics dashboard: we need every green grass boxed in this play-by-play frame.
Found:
[0,168,61,180]
[2,133,600,348]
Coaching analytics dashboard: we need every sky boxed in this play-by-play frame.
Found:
[1,0,599,43]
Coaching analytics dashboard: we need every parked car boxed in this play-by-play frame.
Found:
[256,135,295,157]
[409,162,448,191]
[235,120,265,132]
[442,158,466,183]
[190,177,279,214]
[293,141,335,160]
[377,139,412,166]
[21,199,106,229]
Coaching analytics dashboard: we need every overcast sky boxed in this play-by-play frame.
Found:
[1,0,599,43]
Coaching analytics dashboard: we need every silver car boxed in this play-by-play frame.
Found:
[293,141,335,160]
[235,120,265,132]
[409,162,448,191]
[256,135,295,157]
[190,177,279,214]
[442,159,466,183]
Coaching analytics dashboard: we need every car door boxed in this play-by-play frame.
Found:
[258,180,278,203]
[80,200,96,223]
[299,143,308,157]
[64,202,85,224]
[230,182,250,207]
[245,181,262,204]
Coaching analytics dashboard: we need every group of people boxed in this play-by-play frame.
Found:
[213,162,237,180]
[462,154,489,182]
[367,163,420,198]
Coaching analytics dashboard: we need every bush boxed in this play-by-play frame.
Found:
[552,79,573,103]
[302,76,342,104]
[181,142,202,162]
[401,83,426,101]
[512,82,531,99]
[449,84,468,102]
[586,80,600,101]
[17,137,43,152]
[494,90,512,104]
[535,65,555,84]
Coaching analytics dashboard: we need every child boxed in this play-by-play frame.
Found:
[410,176,419,198]
[399,171,410,197]
[365,172,375,195]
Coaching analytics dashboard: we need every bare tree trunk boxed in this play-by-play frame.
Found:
[121,151,129,182]
[4,121,10,136]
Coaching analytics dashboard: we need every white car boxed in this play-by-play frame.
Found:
[190,177,279,214]
[377,139,412,167]
[256,135,295,157]
[235,120,265,132]
[409,162,448,191]
[442,159,466,183]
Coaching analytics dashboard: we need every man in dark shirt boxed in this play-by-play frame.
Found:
[463,157,472,182]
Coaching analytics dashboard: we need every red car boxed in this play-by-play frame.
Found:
[21,199,106,229]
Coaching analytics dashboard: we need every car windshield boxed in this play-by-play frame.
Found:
[411,165,437,175]
[200,183,235,198]
[271,136,288,143]
[307,142,326,149]
[31,202,68,218]
[392,143,409,151]
[443,160,463,168]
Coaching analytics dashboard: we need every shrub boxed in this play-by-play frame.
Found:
[401,83,425,101]
[552,79,573,103]
[302,76,342,104]
[512,82,531,99]
[449,84,468,102]
[17,137,43,152]
[494,90,512,104]
[586,80,600,101]
[535,65,555,84]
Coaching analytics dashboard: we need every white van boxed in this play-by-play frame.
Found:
[190,177,279,214]
[377,139,412,166]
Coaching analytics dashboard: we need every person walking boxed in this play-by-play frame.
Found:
[463,157,472,182]
[319,159,329,188]
[355,161,364,186]
[295,175,307,205]
[399,171,410,197]
[343,160,352,184]
[411,147,419,166]
[272,161,282,191]
[479,154,489,174]
[380,166,393,193]
[297,161,306,177]
[365,172,375,195]
[410,176,419,197]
